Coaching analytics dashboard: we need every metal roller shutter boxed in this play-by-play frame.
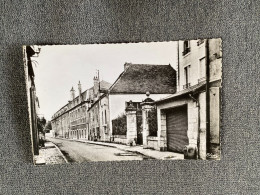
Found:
[166,105,189,153]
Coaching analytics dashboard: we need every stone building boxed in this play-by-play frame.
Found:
[147,39,222,159]
[108,63,177,144]
[51,76,111,141]
[24,46,41,155]
[87,76,111,141]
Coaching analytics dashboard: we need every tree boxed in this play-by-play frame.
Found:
[37,116,46,133]
[112,113,127,135]
[45,121,52,130]
[148,108,157,136]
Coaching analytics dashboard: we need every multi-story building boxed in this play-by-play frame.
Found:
[87,76,111,141]
[51,76,111,141]
[24,46,41,155]
[154,39,222,159]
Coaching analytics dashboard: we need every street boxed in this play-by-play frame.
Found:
[47,137,147,162]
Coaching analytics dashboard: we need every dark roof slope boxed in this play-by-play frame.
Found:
[109,64,176,94]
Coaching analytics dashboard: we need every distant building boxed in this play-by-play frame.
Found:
[87,76,111,141]
[51,76,111,141]
[153,39,222,159]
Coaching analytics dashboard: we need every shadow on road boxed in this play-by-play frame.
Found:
[59,150,75,163]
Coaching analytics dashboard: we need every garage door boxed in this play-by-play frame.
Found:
[166,105,189,153]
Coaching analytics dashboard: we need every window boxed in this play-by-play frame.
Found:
[183,41,190,56]
[183,65,191,89]
[102,111,103,124]
[104,110,107,124]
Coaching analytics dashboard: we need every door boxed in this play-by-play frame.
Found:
[166,105,189,153]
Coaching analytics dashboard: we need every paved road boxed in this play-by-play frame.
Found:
[47,137,146,162]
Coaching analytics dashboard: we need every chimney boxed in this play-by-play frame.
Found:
[78,81,82,102]
[70,87,75,101]
[124,62,131,70]
[93,76,99,97]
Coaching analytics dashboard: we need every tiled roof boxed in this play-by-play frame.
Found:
[52,80,111,119]
[109,63,176,94]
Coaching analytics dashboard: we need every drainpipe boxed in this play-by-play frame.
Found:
[177,41,180,91]
[205,39,210,158]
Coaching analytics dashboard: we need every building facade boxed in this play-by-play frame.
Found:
[152,39,222,159]
[51,76,111,142]
[24,46,41,155]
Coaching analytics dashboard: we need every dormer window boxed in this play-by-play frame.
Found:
[183,40,191,56]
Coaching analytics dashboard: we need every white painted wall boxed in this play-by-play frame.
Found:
[178,40,206,91]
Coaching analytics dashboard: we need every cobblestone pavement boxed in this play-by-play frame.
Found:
[34,141,67,165]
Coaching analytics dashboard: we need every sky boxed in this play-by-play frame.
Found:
[33,41,178,121]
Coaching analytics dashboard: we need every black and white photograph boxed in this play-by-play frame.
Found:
[24,39,222,165]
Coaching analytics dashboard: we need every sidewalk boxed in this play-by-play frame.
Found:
[34,141,68,165]
[62,138,184,160]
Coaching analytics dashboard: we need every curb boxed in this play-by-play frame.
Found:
[56,137,158,160]
[124,149,157,160]
[51,142,69,164]
[56,137,119,148]
[77,140,118,148]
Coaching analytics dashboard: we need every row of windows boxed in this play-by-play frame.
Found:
[69,106,87,119]
[183,39,205,56]
[70,128,88,139]
[71,117,87,125]
[183,56,206,89]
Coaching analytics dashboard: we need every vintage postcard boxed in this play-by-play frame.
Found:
[23,39,222,165]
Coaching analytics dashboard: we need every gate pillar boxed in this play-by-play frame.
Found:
[125,101,137,146]
[140,92,155,148]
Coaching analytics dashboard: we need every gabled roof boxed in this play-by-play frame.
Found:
[109,63,176,94]
[52,80,111,120]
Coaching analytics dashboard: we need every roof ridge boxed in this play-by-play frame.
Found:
[109,64,176,94]
[108,65,130,92]
[129,63,170,66]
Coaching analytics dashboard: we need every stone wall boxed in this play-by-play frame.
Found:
[126,110,137,145]
[147,136,158,149]
[113,135,127,145]
[199,92,207,159]
[187,101,199,147]
[209,87,220,157]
